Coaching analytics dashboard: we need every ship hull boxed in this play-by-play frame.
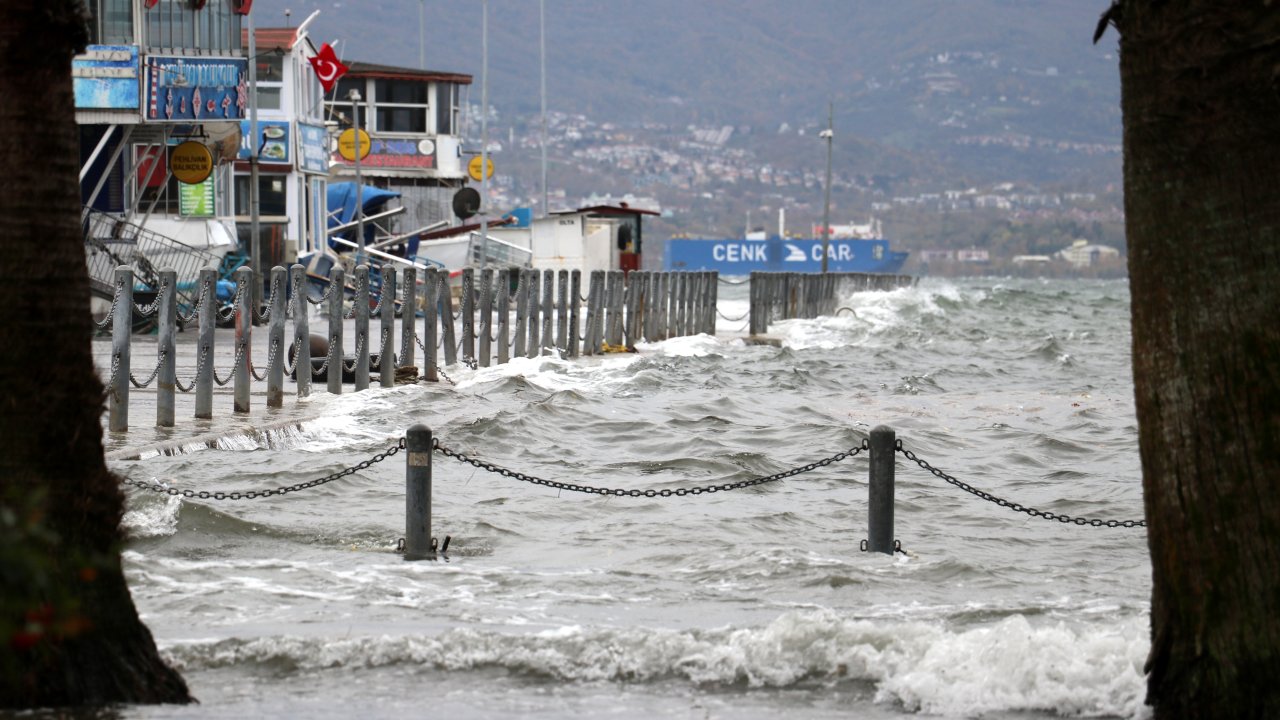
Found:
[663,237,908,274]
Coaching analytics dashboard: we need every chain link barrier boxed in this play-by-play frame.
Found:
[128,349,167,388]
[121,439,406,501]
[175,278,210,325]
[131,277,169,317]
[895,442,1146,528]
[433,438,868,497]
[97,280,124,331]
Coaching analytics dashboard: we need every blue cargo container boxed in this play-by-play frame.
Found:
[663,237,908,275]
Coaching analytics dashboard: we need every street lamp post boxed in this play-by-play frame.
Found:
[479,0,489,266]
[819,103,834,274]
[350,88,365,267]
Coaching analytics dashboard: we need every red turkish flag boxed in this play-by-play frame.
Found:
[144,0,159,7]
[308,43,349,93]
[232,0,253,14]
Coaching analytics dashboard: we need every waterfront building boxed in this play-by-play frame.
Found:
[323,62,473,237]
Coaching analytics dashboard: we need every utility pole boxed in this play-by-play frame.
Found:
[248,6,262,314]
[819,101,834,274]
[419,0,426,70]
[540,0,548,217]
[479,0,489,265]
[350,89,365,267]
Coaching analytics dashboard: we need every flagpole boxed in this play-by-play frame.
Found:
[479,0,489,266]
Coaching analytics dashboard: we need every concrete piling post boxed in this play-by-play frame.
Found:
[868,425,897,555]
[380,266,397,388]
[327,267,344,394]
[513,269,528,358]
[541,269,554,354]
[478,268,493,368]
[497,268,511,365]
[606,271,624,347]
[266,266,287,407]
[108,266,132,432]
[422,268,439,382]
[708,272,719,335]
[526,269,541,358]
[581,271,599,355]
[405,424,434,561]
[290,264,310,398]
[556,269,569,353]
[441,278,458,367]
[354,265,371,391]
[156,269,177,427]
[195,268,216,418]
[399,267,416,372]
[567,270,581,358]
[461,268,475,366]
[233,266,253,413]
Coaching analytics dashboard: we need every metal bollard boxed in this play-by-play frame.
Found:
[289,264,310,398]
[381,266,397,388]
[267,266,287,407]
[867,425,896,555]
[327,267,344,394]
[108,266,132,432]
[354,265,371,391]
[156,269,177,427]
[405,424,434,560]
[461,267,475,365]
[441,277,458,367]
[233,266,253,414]
[399,267,416,372]
[422,268,439,382]
[195,268,216,418]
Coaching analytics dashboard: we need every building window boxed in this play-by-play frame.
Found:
[234,174,288,217]
[143,0,242,53]
[254,51,283,110]
[373,79,429,134]
[436,83,458,136]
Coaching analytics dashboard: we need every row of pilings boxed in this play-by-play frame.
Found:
[98,264,718,431]
[747,271,916,335]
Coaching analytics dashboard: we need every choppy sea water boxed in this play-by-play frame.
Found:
[111,277,1151,719]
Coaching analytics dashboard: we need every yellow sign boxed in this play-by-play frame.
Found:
[170,141,213,185]
[337,128,371,162]
[468,155,494,182]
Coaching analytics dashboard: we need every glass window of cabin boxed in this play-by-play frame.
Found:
[93,0,134,44]
[234,174,288,217]
[436,83,458,136]
[142,0,242,52]
[370,80,429,134]
[376,107,426,133]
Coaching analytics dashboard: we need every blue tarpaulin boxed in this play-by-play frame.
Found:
[326,182,401,249]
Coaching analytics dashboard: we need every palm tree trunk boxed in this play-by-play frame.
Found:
[1117,2,1280,717]
[0,1,190,706]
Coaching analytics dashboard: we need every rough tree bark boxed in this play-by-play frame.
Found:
[1110,1,1280,717]
[0,1,191,707]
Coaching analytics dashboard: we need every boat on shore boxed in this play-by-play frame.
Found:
[663,216,908,275]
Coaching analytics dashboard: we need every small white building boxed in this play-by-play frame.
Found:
[1057,239,1120,268]
[489,204,658,275]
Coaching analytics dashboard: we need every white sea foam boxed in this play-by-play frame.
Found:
[121,493,183,538]
[161,609,1148,717]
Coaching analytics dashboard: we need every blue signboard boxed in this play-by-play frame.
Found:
[73,45,140,110]
[297,123,329,174]
[144,55,249,122]
[238,120,291,163]
[664,238,906,275]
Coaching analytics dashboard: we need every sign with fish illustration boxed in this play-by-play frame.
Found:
[144,56,249,122]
